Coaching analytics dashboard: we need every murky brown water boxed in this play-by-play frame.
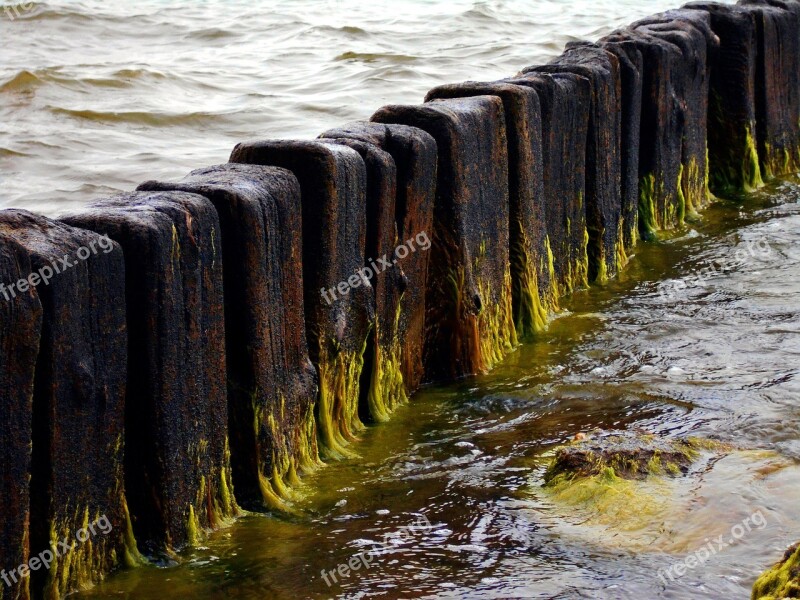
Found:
[5,1,798,599]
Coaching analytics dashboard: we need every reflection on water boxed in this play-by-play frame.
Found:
[74,179,800,598]
[1,0,733,214]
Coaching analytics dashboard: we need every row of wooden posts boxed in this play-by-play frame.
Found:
[1,1,799,598]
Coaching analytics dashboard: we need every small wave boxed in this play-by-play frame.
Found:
[184,27,238,41]
[0,70,43,93]
[111,68,169,81]
[1,1,92,22]
[312,24,369,36]
[0,68,173,94]
[47,106,228,127]
[0,147,29,158]
[334,51,417,64]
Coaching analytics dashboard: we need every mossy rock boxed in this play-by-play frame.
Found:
[544,430,725,484]
[752,542,800,600]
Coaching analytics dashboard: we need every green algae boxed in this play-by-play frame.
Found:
[543,466,672,531]
[365,304,408,423]
[638,173,659,241]
[477,270,518,372]
[752,543,800,600]
[615,224,629,274]
[542,236,559,308]
[444,264,516,375]
[42,506,124,600]
[710,127,764,196]
[511,228,551,339]
[315,335,368,460]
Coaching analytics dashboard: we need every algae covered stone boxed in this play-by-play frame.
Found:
[752,542,800,600]
[544,430,722,484]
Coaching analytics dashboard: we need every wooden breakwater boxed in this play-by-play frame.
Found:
[1,1,799,597]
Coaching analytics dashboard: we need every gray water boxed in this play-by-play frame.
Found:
[2,0,732,214]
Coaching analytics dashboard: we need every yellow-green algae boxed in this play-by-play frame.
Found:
[252,391,321,513]
[542,236,560,309]
[365,303,408,423]
[544,466,673,531]
[541,436,729,532]
[638,173,659,241]
[762,141,800,182]
[615,223,629,274]
[315,334,369,460]
[182,437,239,549]
[477,270,518,372]
[42,504,138,600]
[511,227,553,339]
[639,168,691,240]
[709,127,764,196]
[752,543,800,600]
[682,158,702,221]
[444,262,517,375]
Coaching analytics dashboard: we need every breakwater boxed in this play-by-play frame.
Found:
[1,1,798,598]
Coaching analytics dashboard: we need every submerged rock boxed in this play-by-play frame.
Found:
[542,430,731,533]
[544,430,724,483]
[372,96,517,381]
[752,542,800,599]
[138,164,319,512]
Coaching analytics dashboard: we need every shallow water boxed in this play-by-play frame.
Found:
[4,1,798,599]
[71,181,800,599]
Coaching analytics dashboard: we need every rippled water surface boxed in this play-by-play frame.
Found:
[4,1,798,599]
[2,0,733,214]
